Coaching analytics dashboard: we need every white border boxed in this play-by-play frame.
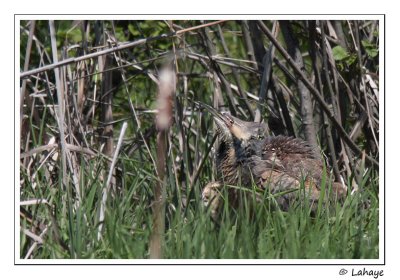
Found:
[16,14,383,20]
[15,15,384,266]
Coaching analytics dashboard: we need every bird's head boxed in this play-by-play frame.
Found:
[216,113,269,143]
[197,102,268,149]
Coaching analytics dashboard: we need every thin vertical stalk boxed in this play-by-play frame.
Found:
[49,20,68,189]
[271,76,295,136]
[200,26,235,113]
[255,21,278,123]
[353,21,379,152]
[20,21,36,132]
[149,66,176,258]
[308,20,341,181]
[97,122,128,240]
[241,21,257,64]
[320,21,341,123]
[279,20,319,156]
[149,130,168,258]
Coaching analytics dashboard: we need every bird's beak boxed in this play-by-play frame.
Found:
[197,102,255,141]
[197,102,234,128]
[194,102,232,140]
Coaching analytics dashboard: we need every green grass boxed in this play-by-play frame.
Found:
[20,153,379,259]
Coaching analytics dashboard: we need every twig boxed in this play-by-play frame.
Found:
[20,143,97,158]
[23,227,48,259]
[176,20,226,35]
[97,122,128,240]
[20,198,50,206]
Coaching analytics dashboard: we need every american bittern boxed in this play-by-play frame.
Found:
[200,104,347,219]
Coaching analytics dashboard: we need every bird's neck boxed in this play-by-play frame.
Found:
[216,141,239,185]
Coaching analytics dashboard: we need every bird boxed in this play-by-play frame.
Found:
[200,104,347,220]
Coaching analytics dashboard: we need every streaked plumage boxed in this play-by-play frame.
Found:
[200,104,347,219]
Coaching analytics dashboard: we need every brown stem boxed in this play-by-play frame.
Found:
[279,20,320,157]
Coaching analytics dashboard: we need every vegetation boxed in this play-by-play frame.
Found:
[19,20,379,259]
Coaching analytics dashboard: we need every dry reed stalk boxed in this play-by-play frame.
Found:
[20,143,96,159]
[149,66,176,258]
[97,121,128,241]
[49,21,68,189]
[20,20,35,132]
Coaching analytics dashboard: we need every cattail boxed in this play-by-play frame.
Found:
[156,67,176,130]
[149,64,176,259]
